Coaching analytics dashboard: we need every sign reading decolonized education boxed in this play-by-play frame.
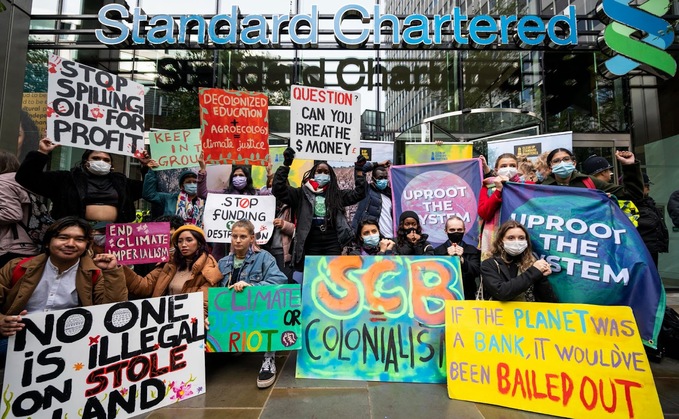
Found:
[404,143,473,164]
[390,160,483,247]
[297,255,464,383]
[2,294,206,419]
[445,301,662,418]
[203,194,275,244]
[206,285,303,352]
[149,128,202,170]
[199,88,269,166]
[500,183,666,347]
[105,222,171,265]
[290,85,361,162]
[47,54,145,156]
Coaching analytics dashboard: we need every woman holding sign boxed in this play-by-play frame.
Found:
[272,147,367,282]
[480,220,557,302]
[217,219,287,389]
[125,225,221,315]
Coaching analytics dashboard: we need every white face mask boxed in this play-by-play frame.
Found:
[87,160,111,176]
[497,167,518,179]
[503,240,528,256]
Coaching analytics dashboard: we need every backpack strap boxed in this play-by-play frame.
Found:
[582,177,596,189]
[11,257,36,286]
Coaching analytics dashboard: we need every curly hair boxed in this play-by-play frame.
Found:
[490,220,536,271]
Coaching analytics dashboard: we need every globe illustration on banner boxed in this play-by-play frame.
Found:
[400,170,477,245]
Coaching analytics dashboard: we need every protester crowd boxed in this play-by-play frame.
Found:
[0,138,673,388]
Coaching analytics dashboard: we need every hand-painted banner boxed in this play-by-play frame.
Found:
[199,88,269,166]
[47,54,145,156]
[445,301,662,418]
[105,222,171,265]
[404,143,473,164]
[500,183,666,346]
[203,194,275,244]
[487,131,572,164]
[290,85,361,162]
[149,128,202,170]
[297,255,464,383]
[2,294,206,419]
[390,159,483,247]
[206,285,303,352]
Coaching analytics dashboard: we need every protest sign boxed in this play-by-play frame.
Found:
[199,88,269,166]
[149,128,202,170]
[47,54,145,156]
[500,183,666,346]
[2,294,206,419]
[404,142,473,164]
[206,285,303,352]
[297,255,464,383]
[22,92,48,138]
[290,85,360,162]
[390,160,483,247]
[105,222,171,265]
[203,193,275,244]
[487,131,572,164]
[445,301,662,418]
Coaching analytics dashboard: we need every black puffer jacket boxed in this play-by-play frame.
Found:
[636,196,669,254]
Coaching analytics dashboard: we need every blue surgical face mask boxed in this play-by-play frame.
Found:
[363,233,380,248]
[314,173,330,186]
[375,179,389,190]
[184,183,198,195]
[536,172,545,182]
[551,162,575,178]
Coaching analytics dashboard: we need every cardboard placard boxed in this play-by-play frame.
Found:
[202,194,275,244]
[105,222,171,265]
[149,128,202,170]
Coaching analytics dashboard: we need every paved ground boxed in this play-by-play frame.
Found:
[137,293,679,419]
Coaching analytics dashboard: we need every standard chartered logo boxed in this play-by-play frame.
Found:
[596,0,676,79]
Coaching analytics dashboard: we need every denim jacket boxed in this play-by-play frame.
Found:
[217,248,287,287]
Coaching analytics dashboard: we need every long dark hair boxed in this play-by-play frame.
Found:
[173,230,210,271]
[355,218,381,247]
[224,165,257,195]
[302,161,343,223]
[0,150,20,174]
[546,148,575,168]
[396,214,422,247]
[490,220,536,271]
[19,110,40,162]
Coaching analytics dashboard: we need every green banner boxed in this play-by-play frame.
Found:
[405,143,473,164]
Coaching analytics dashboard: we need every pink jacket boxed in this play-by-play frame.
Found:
[0,172,40,257]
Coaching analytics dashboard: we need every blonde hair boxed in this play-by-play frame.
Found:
[230,219,261,253]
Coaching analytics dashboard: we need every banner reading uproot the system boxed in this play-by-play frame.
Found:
[149,128,202,170]
[199,88,269,166]
[203,193,275,244]
[2,294,206,419]
[105,222,170,265]
[500,183,666,346]
[206,285,303,352]
[47,54,145,156]
[290,85,360,162]
[404,142,473,164]
[297,256,464,383]
[445,301,662,418]
[390,160,483,247]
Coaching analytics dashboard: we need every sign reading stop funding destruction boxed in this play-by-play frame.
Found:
[47,54,145,156]
[445,301,662,418]
[203,194,275,244]
[2,294,206,419]
[105,222,171,265]
[290,85,360,162]
[206,285,303,352]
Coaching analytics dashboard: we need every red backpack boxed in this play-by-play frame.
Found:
[11,256,100,286]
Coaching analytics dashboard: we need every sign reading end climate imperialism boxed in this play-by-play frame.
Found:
[105,222,171,265]
[199,88,269,166]
[47,54,145,156]
[297,256,464,383]
[445,301,662,418]
[2,294,206,419]
[290,85,361,162]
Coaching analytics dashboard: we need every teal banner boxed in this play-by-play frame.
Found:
[206,285,302,352]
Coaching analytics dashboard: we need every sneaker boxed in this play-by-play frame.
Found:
[257,356,276,389]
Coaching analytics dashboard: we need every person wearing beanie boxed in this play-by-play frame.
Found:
[142,158,205,227]
[581,155,614,182]
[395,211,434,255]
[125,224,221,316]
[15,138,151,223]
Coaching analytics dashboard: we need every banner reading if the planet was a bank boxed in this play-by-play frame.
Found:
[500,183,666,347]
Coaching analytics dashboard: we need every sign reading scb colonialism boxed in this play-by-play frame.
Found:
[445,301,662,418]
[2,294,206,419]
[203,194,275,244]
[47,54,145,156]
[290,85,361,162]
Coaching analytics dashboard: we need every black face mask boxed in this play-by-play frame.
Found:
[404,227,417,235]
[447,232,464,244]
